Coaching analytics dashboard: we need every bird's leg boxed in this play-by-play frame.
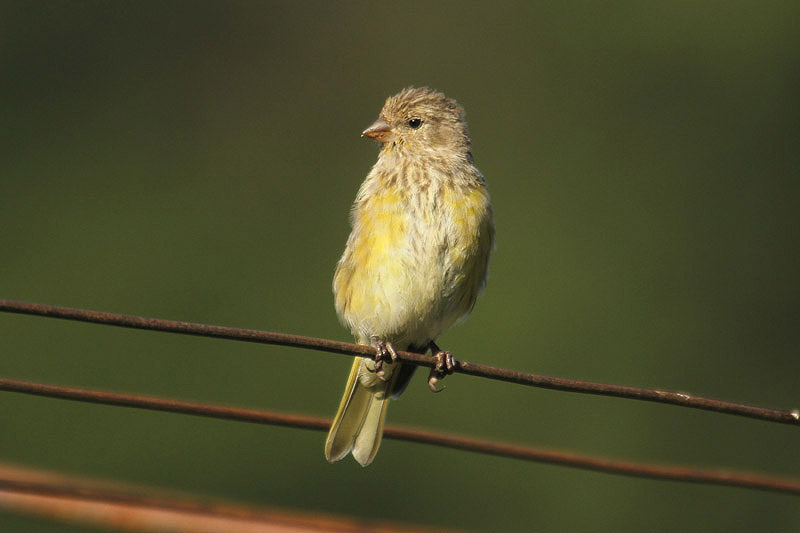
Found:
[368,336,397,381]
[427,341,457,393]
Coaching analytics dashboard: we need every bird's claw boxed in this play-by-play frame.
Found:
[427,342,456,393]
[368,339,397,381]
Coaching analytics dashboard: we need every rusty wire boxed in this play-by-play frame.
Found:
[0,462,457,533]
[1,376,799,496]
[1,299,798,426]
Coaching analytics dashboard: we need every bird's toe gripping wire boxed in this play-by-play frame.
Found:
[368,338,398,381]
[427,341,457,393]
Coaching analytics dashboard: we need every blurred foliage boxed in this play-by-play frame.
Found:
[1,1,799,531]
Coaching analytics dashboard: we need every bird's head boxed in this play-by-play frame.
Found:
[362,87,471,157]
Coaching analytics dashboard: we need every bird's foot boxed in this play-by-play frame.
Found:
[427,341,456,393]
[368,338,397,381]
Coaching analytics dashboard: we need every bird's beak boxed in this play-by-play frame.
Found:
[362,118,393,142]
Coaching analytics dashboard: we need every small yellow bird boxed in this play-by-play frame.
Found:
[325,87,494,466]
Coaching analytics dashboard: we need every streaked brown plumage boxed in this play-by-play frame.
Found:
[325,87,494,466]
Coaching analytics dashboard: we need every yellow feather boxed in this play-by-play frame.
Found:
[326,87,494,465]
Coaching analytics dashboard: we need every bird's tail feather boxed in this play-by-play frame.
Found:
[324,357,396,466]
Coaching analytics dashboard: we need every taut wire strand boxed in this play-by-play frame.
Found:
[1,299,798,426]
[1,376,799,496]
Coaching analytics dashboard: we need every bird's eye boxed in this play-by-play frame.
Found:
[407,118,423,129]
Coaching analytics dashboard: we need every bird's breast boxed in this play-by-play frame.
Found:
[334,165,492,345]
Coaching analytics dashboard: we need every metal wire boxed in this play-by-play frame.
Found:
[1,299,798,426]
[1,376,798,496]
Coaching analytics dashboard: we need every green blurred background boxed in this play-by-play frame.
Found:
[2,1,799,531]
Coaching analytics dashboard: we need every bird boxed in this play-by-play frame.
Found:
[324,87,494,466]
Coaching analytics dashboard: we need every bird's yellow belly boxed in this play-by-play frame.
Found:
[334,185,490,348]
